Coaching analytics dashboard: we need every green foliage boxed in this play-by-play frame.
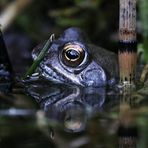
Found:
[74,0,101,8]
[139,0,148,63]
[12,0,118,51]
[139,0,148,38]
[143,38,148,62]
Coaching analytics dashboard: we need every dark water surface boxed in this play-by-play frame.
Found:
[0,79,147,148]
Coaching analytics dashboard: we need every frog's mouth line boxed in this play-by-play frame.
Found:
[39,61,87,86]
[40,63,73,84]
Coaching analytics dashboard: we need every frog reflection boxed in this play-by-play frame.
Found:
[32,27,118,87]
[26,80,106,132]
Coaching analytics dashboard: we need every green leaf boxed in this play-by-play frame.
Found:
[23,34,54,79]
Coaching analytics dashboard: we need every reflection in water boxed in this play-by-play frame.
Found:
[0,92,56,148]
[0,108,35,116]
[117,89,141,148]
[118,125,138,148]
[0,79,144,147]
[26,79,148,148]
[26,79,106,133]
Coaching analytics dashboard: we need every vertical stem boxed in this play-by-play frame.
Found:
[0,27,13,93]
[119,0,137,84]
[0,29,12,71]
[23,34,54,79]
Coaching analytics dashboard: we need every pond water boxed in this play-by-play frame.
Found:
[0,78,147,148]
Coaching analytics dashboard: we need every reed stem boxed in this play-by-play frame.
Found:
[0,28,13,92]
[118,0,137,84]
[23,34,54,79]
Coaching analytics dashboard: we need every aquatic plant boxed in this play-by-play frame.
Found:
[0,27,12,92]
[118,0,137,85]
[23,34,54,79]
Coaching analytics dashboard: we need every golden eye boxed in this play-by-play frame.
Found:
[61,43,85,67]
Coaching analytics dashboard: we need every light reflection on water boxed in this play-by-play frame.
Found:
[0,79,147,148]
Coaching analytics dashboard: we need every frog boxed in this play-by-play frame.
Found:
[32,27,118,87]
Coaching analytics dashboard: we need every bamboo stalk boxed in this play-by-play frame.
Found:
[118,0,137,85]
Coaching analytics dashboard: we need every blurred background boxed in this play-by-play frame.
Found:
[0,0,119,75]
[0,0,147,75]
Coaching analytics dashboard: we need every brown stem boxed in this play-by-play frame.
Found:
[118,0,137,84]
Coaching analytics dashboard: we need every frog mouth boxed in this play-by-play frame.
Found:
[39,64,72,83]
[39,62,86,86]
[39,61,107,87]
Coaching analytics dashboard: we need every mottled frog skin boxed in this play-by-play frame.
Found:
[32,27,118,87]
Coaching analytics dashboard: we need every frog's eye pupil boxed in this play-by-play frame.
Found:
[65,49,79,60]
[61,42,85,67]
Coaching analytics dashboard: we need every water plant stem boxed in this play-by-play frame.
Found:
[23,35,54,79]
[0,28,12,71]
[118,0,137,84]
[0,27,13,92]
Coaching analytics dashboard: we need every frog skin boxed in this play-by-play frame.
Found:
[32,27,118,87]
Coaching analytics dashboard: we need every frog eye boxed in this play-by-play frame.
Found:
[61,43,85,67]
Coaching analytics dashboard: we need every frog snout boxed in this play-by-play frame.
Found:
[79,61,107,87]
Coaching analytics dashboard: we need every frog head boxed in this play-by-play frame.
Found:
[32,27,107,87]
